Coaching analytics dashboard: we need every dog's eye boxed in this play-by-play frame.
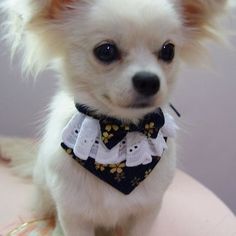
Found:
[94,42,120,64]
[158,42,175,63]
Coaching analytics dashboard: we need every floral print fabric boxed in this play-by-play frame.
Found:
[61,105,177,194]
[61,142,161,194]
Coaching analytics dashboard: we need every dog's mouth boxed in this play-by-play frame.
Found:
[125,101,155,109]
[80,92,160,120]
[102,94,156,110]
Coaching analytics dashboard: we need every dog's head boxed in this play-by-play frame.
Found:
[62,0,183,119]
[2,0,229,120]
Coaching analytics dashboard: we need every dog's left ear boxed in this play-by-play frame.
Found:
[180,0,228,38]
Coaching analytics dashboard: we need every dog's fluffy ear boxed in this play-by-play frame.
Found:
[180,0,228,38]
[1,0,77,76]
[49,0,75,18]
[178,0,231,61]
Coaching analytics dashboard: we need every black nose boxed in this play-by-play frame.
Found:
[132,72,160,97]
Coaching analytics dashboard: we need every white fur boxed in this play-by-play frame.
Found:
[0,0,231,235]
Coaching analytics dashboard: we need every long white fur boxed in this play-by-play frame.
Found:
[0,0,232,235]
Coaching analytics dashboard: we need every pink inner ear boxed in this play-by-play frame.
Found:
[182,2,206,28]
[49,0,74,18]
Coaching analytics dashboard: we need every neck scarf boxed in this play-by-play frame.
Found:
[61,104,177,194]
[76,104,165,149]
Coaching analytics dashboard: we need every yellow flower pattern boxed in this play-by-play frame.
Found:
[131,177,141,187]
[100,117,161,149]
[105,124,119,132]
[144,122,155,138]
[102,132,114,144]
[114,172,125,182]
[95,163,107,172]
[101,124,120,144]
[110,163,126,174]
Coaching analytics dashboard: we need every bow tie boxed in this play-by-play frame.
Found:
[76,104,165,150]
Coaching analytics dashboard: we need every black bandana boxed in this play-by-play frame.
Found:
[61,142,161,195]
[76,104,165,150]
[61,104,169,195]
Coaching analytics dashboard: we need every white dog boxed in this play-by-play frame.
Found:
[0,0,231,235]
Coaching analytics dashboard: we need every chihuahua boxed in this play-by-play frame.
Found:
[0,0,231,235]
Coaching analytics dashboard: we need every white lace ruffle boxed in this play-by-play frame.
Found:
[62,112,177,167]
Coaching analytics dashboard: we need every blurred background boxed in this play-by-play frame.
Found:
[0,14,235,213]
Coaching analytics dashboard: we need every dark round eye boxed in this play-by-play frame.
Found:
[94,42,120,64]
[158,42,175,63]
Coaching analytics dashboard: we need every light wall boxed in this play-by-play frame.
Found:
[0,14,235,213]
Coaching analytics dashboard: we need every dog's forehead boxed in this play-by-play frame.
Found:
[81,0,182,44]
[91,0,176,17]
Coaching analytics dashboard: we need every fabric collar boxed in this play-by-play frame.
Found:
[61,104,178,195]
[75,104,165,150]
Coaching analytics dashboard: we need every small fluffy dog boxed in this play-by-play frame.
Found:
[0,0,231,235]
